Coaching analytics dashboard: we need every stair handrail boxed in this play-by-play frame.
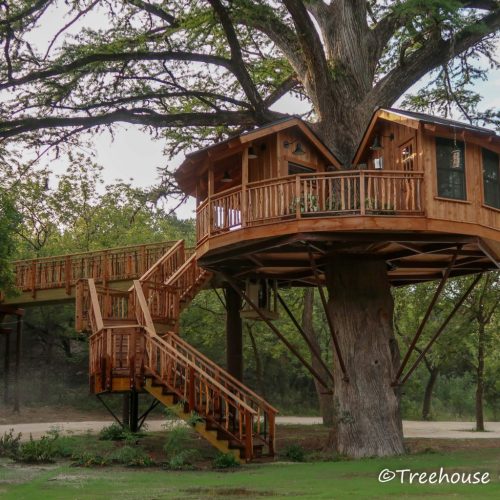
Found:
[133,281,256,413]
[87,278,104,332]
[130,240,185,290]
[164,333,279,414]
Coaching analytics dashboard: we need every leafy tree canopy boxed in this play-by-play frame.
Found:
[0,0,498,165]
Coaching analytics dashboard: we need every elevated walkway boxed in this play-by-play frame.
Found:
[2,240,277,462]
[3,241,178,306]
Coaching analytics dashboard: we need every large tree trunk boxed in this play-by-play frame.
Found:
[475,323,485,432]
[302,288,334,426]
[325,255,404,457]
[422,366,439,421]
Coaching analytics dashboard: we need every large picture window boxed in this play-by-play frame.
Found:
[435,137,466,200]
[482,148,500,209]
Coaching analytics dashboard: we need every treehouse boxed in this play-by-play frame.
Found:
[175,109,500,286]
[3,108,500,461]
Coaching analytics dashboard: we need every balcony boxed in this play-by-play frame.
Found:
[196,170,425,245]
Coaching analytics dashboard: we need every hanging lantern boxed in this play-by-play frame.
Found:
[451,148,461,169]
[240,279,279,320]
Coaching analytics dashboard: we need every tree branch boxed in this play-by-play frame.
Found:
[0,50,233,90]
[0,108,285,139]
[126,0,178,26]
[368,8,500,108]
[208,0,264,114]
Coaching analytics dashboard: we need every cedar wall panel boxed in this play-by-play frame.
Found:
[367,121,419,171]
[420,131,500,230]
[278,129,329,175]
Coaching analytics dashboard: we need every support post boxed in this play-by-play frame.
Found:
[13,316,22,413]
[122,393,130,429]
[3,329,10,405]
[226,287,243,381]
[129,390,139,433]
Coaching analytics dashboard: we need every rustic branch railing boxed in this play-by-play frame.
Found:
[196,170,425,244]
[81,246,276,459]
[14,241,179,297]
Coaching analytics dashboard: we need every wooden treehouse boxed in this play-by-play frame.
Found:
[2,108,499,460]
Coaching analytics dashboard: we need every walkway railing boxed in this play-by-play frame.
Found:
[79,244,276,460]
[13,241,178,297]
[196,170,425,244]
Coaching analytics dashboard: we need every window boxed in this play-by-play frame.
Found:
[400,140,416,171]
[482,148,500,209]
[288,162,315,175]
[435,137,466,200]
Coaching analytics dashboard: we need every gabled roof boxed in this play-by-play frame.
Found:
[353,107,500,165]
[175,116,342,195]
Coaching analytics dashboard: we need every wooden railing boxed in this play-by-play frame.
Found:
[81,248,276,460]
[163,332,276,451]
[196,170,425,243]
[14,241,178,297]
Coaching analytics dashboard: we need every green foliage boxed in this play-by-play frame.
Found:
[163,426,199,469]
[71,451,109,467]
[15,435,59,463]
[98,423,127,441]
[282,444,306,462]
[163,426,191,457]
[167,449,200,470]
[109,446,154,467]
[0,429,22,458]
[186,412,204,426]
[212,452,240,469]
[0,189,20,292]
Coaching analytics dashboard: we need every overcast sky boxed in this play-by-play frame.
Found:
[26,3,500,220]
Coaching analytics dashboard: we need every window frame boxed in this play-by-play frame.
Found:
[435,137,467,201]
[481,147,500,210]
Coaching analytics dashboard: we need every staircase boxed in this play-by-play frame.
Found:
[76,240,277,462]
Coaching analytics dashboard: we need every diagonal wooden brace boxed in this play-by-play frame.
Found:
[396,273,483,386]
[221,272,331,390]
[277,292,335,384]
[393,245,462,383]
[307,246,349,382]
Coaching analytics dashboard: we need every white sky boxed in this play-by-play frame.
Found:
[21,3,500,220]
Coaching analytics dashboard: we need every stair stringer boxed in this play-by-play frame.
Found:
[144,379,242,463]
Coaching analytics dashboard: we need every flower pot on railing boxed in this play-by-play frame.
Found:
[289,194,319,214]
[364,197,396,215]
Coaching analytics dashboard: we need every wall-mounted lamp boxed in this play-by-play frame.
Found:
[283,140,306,156]
[369,133,394,151]
[221,171,232,183]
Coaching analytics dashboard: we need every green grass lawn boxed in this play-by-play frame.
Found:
[1,446,499,500]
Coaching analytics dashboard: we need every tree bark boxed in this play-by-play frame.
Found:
[475,323,485,432]
[325,255,404,457]
[422,366,439,421]
[226,287,243,381]
[302,288,334,426]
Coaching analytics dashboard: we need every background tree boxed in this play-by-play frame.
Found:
[0,1,498,163]
[1,0,499,457]
[461,273,500,431]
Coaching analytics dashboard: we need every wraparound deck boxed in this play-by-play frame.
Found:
[195,170,500,285]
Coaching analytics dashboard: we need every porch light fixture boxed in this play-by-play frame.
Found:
[284,140,306,156]
[369,133,394,151]
[248,146,258,159]
[221,171,232,183]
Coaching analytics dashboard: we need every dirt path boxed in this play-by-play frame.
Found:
[2,417,500,441]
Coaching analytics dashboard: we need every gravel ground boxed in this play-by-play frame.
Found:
[1,417,500,441]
